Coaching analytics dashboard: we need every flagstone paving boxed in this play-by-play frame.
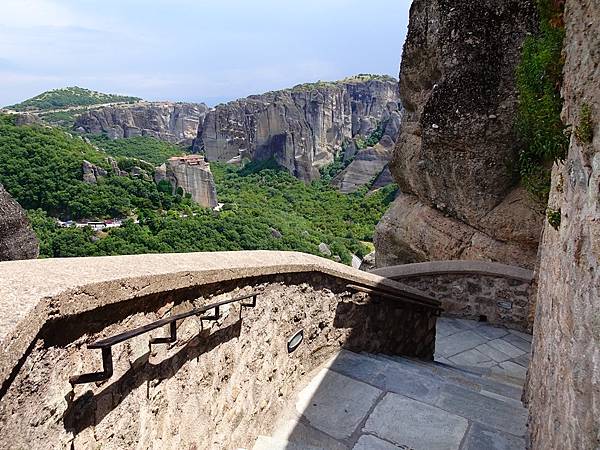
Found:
[252,318,531,450]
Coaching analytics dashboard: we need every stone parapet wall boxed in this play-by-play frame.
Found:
[0,251,438,449]
[372,261,534,331]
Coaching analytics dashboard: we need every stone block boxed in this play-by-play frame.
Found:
[462,423,526,450]
[353,434,406,450]
[296,368,382,440]
[363,393,468,450]
[435,330,488,358]
[436,384,527,436]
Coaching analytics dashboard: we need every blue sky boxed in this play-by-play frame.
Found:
[0,0,411,107]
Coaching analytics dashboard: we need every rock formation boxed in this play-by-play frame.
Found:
[0,184,39,261]
[74,102,209,145]
[332,136,395,193]
[375,0,542,269]
[526,1,599,448]
[81,160,107,184]
[156,155,218,208]
[196,76,400,181]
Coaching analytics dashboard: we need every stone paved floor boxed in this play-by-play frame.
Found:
[252,317,532,450]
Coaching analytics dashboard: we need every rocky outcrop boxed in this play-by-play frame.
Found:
[196,76,400,181]
[375,0,542,269]
[74,102,209,145]
[81,160,107,184]
[156,155,218,208]
[526,2,599,448]
[0,184,39,261]
[332,136,395,193]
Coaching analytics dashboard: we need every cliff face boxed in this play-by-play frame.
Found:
[155,155,218,208]
[0,184,39,261]
[74,102,208,145]
[375,0,542,269]
[196,77,400,181]
[526,1,599,448]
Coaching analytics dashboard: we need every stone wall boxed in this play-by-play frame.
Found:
[525,1,600,448]
[373,262,534,332]
[0,251,438,450]
[374,0,543,269]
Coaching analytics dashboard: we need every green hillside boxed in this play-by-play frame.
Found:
[0,115,180,219]
[86,134,185,165]
[5,86,140,112]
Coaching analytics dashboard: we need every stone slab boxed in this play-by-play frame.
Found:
[353,434,407,450]
[485,339,526,358]
[476,343,512,363]
[491,361,528,381]
[363,393,468,450]
[436,384,527,436]
[473,324,510,340]
[502,333,532,353]
[448,349,495,369]
[435,330,488,357]
[271,419,348,450]
[462,423,526,450]
[296,368,382,440]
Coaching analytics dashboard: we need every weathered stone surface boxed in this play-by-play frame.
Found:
[74,102,208,145]
[196,76,400,181]
[375,193,540,269]
[364,393,468,450]
[375,0,543,268]
[81,160,107,184]
[332,136,395,193]
[389,272,532,331]
[160,155,218,208]
[0,184,39,261]
[295,368,381,439]
[526,1,600,448]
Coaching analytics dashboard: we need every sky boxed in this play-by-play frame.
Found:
[0,0,411,107]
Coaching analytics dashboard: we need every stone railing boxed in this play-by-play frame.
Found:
[0,251,439,450]
[372,260,534,331]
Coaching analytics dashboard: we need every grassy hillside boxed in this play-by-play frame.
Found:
[5,86,140,112]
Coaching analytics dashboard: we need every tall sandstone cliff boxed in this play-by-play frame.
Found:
[195,77,401,181]
[375,0,542,269]
[0,184,39,261]
[74,102,208,145]
[155,155,218,208]
[526,1,599,448]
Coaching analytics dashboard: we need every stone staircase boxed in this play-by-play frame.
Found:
[251,318,531,450]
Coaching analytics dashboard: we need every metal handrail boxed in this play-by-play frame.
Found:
[70,292,259,385]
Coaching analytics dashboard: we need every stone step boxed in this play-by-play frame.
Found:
[361,352,524,402]
[252,435,327,450]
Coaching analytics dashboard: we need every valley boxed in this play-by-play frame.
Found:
[0,75,400,265]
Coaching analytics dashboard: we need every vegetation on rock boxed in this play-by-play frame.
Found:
[575,104,593,145]
[516,0,568,205]
[86,134,185,165]
[6,86,140,112]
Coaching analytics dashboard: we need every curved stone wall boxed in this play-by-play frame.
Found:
[372,261,534,331]
[0,251,439,449]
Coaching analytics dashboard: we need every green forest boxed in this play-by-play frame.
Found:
[6,86,140,111]
[0,115,396,264]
